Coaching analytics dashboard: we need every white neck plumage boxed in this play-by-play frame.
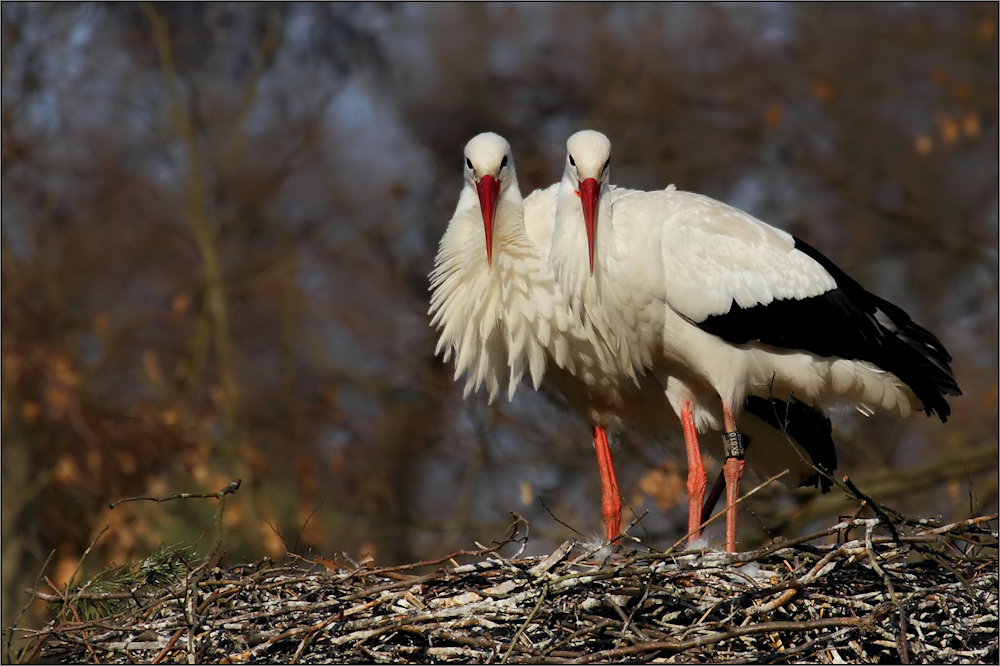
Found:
[550,172,614,316]
[429,171,533,402]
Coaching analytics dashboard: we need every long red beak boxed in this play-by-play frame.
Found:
[476,175,500,266]
[578,178,599,276]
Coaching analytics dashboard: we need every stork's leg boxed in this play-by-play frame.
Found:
[722,404,746,554]
[680,401,707,542]
[592,425,622,542]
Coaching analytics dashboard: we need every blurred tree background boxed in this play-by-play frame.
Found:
[2,2,997,635]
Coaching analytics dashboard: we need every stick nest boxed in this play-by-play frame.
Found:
[16,514,999,664]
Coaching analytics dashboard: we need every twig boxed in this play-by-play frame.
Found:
[109,479,242,509]
[623,576,653,639]
[65,524,110,598]
[289,622,321,666]
[539,497,587,538]
[150,628,184,665]
[502,584,548,663]
[292,501,324,554]
[843,475,903,544]
[28,590,144,602]
[865,522,909,664]
[505,512,531,559]
[927,513,998,535]
[617,510,650,547]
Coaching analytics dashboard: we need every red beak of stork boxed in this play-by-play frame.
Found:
[578,177,600,276]
[476,175,500,266]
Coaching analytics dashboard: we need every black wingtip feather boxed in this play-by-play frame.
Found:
[792,237,961,422]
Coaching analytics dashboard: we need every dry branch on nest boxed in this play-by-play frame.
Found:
[11,511,998,664]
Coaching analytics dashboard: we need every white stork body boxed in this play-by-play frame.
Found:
[550,130,961,552]
[601,186,930,418]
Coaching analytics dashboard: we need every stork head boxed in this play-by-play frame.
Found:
[464,133,515,266]
[564,130,611,276]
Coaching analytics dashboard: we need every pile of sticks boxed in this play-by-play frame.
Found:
[14,512,998,664]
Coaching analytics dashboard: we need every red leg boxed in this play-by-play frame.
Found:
[722,404,745,554]
[681,401,707,543]
[723,456,745,553]
[592,425,622,542]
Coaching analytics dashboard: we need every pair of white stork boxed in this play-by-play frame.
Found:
[429,131,960,553]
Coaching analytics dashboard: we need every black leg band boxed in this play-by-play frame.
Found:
[722,431,745,459]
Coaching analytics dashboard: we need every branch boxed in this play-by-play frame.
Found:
[140,1,241,441]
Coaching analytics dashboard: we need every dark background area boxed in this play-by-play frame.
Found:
[3,2,997,635]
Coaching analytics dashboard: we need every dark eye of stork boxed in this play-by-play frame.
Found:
[569,155,576,167]
[602,158,610,173]
[500,155,508,170]
[466,158,473,170]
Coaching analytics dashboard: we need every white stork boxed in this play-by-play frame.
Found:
[429,132,623,540]
[523,182,839,543]
[428,133,601,403]
[430,133,840,545]
[550,130,961,552]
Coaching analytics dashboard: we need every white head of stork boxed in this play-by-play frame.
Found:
[551,130,961,552]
